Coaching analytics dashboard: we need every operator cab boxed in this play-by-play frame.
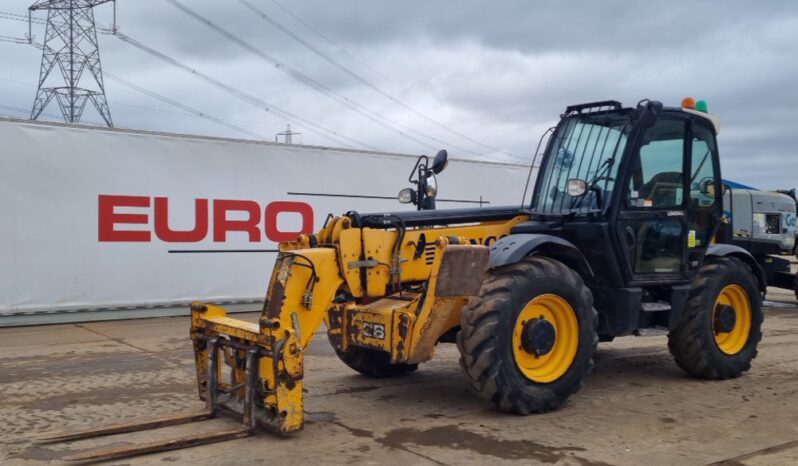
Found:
[521,98,726,333]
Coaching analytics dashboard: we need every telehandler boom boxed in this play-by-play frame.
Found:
[42,98,766,461]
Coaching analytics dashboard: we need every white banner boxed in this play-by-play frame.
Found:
[0,118,531,315]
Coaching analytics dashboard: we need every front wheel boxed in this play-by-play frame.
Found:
[668,257,763,379]
[457,256,598,414]
[327,332,418,378]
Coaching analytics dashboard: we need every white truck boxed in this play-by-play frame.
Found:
[725,186,797,299]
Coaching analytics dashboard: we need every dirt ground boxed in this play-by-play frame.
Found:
[1,288,797,466]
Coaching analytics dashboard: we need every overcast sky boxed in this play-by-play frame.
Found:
[1,0,796,188]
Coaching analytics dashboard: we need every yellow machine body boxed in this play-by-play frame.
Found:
[189,214,526,433]
[44,100,762,463]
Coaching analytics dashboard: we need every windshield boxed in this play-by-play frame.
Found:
[532,115,631,215]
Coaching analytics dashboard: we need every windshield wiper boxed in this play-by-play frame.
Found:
[571,156,615,212]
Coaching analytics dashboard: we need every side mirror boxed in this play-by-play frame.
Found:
[699,177,716,196]
[636,99,663,129]
[566,178,588,197]
[431,150,448,175]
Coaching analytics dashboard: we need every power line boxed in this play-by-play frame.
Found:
[0,102,106,126]
[1,102,57,119]
[103,72,266,140]
[167,0,466,154]
[264,0,398,87]
[8,33,369,149]
[109,100,199,118]
[113,100,269,126]
[0,76,35,86]
[237,0,511,158]
[0,11,45,24]
[0,35,28,44]
[7,72,141,112]
[114,32,376,151]
[1,73,299,131]
[7,5,528,162]
[0,10,115,37]
[263,0,534,161]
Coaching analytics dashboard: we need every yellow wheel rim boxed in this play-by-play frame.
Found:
[713,284,752,355]
[512,294,579,383]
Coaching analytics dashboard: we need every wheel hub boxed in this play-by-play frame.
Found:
[521,318,556,356]
[714,304,736,333]
[512,294,579,383]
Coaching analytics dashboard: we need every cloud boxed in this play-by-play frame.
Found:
[0,0,796,188]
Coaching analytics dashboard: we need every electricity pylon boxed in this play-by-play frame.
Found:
[29,0,115,126]
[276,124,301,144]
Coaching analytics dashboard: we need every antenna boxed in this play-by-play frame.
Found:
[28,0,115,126]
[275,124,301,144]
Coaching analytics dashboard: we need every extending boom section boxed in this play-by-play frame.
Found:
[190,209,525,433]
[40,208,524,461]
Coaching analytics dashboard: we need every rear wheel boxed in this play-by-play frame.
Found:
[457,256,597,414]
[327,333,418,378]
[668,257,763,379]
[794,272,798,302]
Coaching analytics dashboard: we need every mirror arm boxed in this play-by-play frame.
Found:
[416,171,425,211]
[409,155,428,183]
[589,185,603,210]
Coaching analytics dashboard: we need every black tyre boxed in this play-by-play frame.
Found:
[328,333,418,378]
[668,257,763,379]
[457,256,598,414]
[794,272,798,303]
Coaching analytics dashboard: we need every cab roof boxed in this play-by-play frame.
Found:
[563,99,720,134]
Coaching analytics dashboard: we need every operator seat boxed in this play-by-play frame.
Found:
[639,171,683,206]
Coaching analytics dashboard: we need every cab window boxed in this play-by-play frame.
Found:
[627,119,686,209]
[686,122,720,254]
[689,124,718,208]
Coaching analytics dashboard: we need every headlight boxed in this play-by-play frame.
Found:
[425,175,438,198]
[398,188,415,204]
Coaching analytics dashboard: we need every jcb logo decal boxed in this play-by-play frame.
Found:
[362,322,386,340]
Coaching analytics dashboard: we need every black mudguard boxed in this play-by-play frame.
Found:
[488,234,594,279]
[706,244,768,292]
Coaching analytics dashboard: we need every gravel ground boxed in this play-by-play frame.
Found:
[1,286,797,466]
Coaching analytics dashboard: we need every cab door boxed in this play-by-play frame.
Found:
[684,120,723,269]
[616,117,690,282]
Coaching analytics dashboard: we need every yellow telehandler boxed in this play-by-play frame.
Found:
[43,98,766,461]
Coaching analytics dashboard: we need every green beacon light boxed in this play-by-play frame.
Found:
[695,100,708,113]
